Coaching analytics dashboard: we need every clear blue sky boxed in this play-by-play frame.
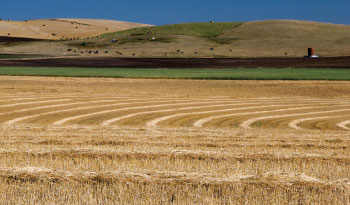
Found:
[1,0,349,25]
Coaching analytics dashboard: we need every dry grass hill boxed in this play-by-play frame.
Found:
[0,18,149,40]
[1,19,350,58]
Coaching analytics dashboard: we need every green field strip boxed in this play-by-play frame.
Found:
[0,67,349,80]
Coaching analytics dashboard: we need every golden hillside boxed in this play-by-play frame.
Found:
[1,20,350,58]
[53,19,350,57]
[0,18,150,40]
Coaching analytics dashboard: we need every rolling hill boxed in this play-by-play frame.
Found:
[1,19,350,58]
[0,18,150,40]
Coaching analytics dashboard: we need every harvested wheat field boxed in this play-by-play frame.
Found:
[0,76,349,204]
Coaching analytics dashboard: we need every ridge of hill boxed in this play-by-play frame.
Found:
[0,18,150,40]
[64,20,350,57]
[1,20,350,58]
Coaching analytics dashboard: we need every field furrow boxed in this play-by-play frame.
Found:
[289,115,350,130]
[338,120,350,130]
[1,148,350,162]
[1,167,349,188]
[145,103,348,128]
[101,102,292,127]
[0,98,72,109]
[52,100,258,126]
[241,107,350,129]
[193,104,348,128]
[3,99,196,125]
[1,151,350,180]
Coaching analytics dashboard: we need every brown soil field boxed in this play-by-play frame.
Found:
[0,76,349,204]
[0,36,43,43]
[1,56,350,68]
[0,18,149,40]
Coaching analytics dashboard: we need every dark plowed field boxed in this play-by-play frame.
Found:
[0,57,350,68]
[0,36,43,42]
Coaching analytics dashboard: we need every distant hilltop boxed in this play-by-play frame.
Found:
[0,18,150,40]
[1,19,350,58]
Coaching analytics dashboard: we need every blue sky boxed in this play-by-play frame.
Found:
[1,0,349,25]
